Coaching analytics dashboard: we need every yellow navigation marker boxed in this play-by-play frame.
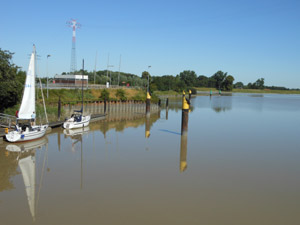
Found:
[147,91,151,99]
[182,91,189,110]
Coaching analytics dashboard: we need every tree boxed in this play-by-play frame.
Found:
[152,75,178,91]
[207,77,216,88]
[0,49,24,112]
[99,89,109,100]
[211,70,227,90]
[197,75,209,87]
[179,70,197,87]
[141,71,150,80]
[247,78,265,89]
[255,78,264,89]
[223,75,235,91]
[234,82,244,89]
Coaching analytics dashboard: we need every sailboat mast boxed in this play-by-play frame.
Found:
[82,59,84,113]
[39,78,48,124]
[94,51,97,85]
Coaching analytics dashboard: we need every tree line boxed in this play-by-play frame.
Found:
[151,70,235,92]
[0,47,296,112]
[66,69,236,92]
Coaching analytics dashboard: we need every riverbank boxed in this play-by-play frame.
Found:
[155,88,300,96]
[2,88,160,121]
[195,87,300,94]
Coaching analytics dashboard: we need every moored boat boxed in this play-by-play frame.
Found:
[5,45,48,142]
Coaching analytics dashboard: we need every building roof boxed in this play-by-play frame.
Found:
[54,74,88,80]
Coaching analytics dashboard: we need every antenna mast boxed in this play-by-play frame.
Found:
[118,54,122,86]
[94,51,97,85]
[67,19,81,74]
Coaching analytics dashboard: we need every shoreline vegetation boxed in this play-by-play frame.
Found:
[2,86,300,123]
[1,48,300,120]
[156,88,300,96]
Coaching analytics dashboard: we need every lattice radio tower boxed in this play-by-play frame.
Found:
[67,19,81,74]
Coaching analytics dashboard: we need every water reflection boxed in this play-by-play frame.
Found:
[0,147,20,192]
[211,96,232,113]
[86,113,161,137]
[4,137,48,222]
[180,133,188,172]
[2,94,300,224]
[166,107,168,120]
[145,115,150,138]
[64,127,89,189]
[64,127,90,139]
[159,98,194,113]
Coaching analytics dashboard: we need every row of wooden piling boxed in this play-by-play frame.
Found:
[57,90,191,136]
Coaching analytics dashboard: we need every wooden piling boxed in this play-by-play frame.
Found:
[145,115,150,138]
[58,96,61,121]
[180,133,188,172]
[57,131,61,152]
[146,91,151,116]
[166,107,168,120]
[189,89,192,101]
[181,91,190,135]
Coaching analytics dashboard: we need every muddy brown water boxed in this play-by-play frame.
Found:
[1,94,300,225]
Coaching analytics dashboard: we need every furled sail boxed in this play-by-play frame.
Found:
[18,46,36,119]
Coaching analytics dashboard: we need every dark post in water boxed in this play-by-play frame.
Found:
[145,114,150,138]
[180,133,188,172]
[166,98,169,120]
[189,89,192,101]
[58,96,61,121]
[146,91,151,117]
[181,91,190,135]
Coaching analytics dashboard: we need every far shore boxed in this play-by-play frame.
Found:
[154,88,300,97]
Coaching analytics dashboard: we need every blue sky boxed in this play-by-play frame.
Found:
[1,0,299,88]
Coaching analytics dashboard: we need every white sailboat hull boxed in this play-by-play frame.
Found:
[5,125,48,143]
[63,115,91,129]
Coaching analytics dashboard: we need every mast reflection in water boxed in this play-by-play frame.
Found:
[5,137,48,222]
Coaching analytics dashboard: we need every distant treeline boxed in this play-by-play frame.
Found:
[62,70,148,87]
[52,69,300,92]
[1,47,298,113]
[64,69,236,92]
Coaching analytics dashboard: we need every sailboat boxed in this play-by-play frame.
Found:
[5,45,48,142]
[5,137,48,222]
[63,59,91,129]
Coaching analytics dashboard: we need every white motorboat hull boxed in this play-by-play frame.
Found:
[5,125,48,143]
[63,126,90,136]
[63,115,91,129]
[6,136,48,152]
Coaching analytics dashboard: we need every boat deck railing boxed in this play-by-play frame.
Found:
[0,113,17,128]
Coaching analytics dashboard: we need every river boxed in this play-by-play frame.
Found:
[1,93,300,225]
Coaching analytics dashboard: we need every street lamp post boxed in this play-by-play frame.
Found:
[108,65,114,87]
[106,53,109,83]
[118,54,121,86]
[47,54,51,98]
